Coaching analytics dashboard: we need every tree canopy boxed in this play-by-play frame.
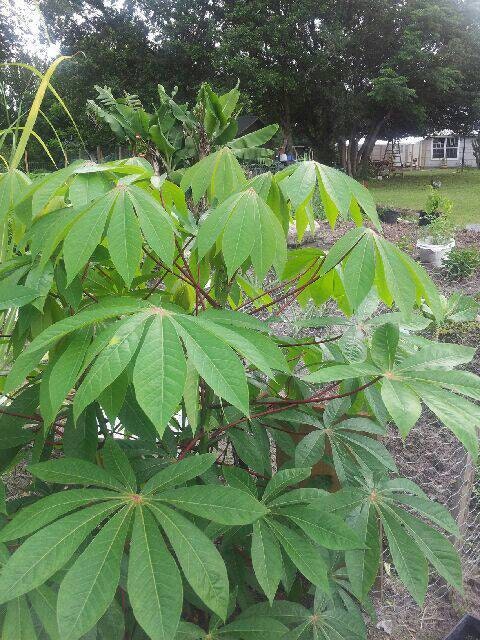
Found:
[3,0,480,173]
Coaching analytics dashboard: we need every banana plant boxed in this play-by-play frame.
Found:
[0,64,479,640]
[88,82,279,177]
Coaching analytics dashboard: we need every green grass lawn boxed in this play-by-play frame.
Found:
[366,168,480,226]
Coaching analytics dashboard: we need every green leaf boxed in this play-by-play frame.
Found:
[318,227,366,277]
[304,362,380,383]
[268,519,329,591]
[128,507,183,640]
[29,458,126,491]
[57,505,132,640]
[381,378,421,438]
[0,283,38,311]
[69,172,111,208]
[41,328,92,424]
[0,501,120,603]
[230,124,279,150]
[222,190,257,277]
[392,494,459,536]
[374,237,416,313]
[385,504,462,594]
[408,382,479,459]
[28,585,61,640]
[107,190,142,286]
[63,192,116,284]
[401,369,480,402]
[396,343,475,372]
[184,359,199,435]
[102,438,137,492]
[221,617,288,639]
[380,508,428,606]
[343,234,375,309]
[371,323,399,372]
[3,596,36,640]
[73,312,149,421]
[149,503,229,619]
[277,504,363,550]
[172,315,249,415]
[133,314,186,436]
[251,519,283,604]
[294,431,325,468]
[262,468,312,504]
[5,297,149,394]
[345,503,380,601]
[142,453,216,495]
[281,161,316,212]
[197,318,287,377]
[0,488,118,541]
[127,185,175,267]
[155,485,268,524]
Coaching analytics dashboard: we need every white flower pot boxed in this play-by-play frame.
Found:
[416,238,455,267]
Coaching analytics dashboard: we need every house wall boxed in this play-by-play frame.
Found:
[371,138,478,168]
[419,138,477,168]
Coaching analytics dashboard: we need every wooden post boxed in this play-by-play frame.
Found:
[24,151,29,173]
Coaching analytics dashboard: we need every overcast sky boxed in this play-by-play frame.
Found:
[6,0,60,59]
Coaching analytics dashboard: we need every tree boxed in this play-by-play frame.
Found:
[0,58,477,639]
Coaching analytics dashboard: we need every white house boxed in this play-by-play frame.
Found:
[371,134,478,169]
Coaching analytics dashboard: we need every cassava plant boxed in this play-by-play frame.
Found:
[0,61,479,640]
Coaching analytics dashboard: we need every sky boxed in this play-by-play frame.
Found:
[5,0,60,60]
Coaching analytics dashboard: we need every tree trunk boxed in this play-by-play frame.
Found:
[281,96,294,153]
[338,138,347,171]
[357,116,389,174]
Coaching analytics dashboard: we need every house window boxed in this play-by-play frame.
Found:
[432,136,458,159]
[446,137,459,158]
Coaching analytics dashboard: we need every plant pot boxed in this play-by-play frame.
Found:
[443,614,480,640]
[380,208,400,224]
[416,238,455,267]
[418,210,440,226]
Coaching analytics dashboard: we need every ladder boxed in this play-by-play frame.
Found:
[383,140,403,168]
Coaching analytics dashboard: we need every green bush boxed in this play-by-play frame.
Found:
[444,247,480,279]
[0,59,477,640]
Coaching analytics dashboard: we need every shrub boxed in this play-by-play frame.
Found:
[444,247,480,279]
[0,60,477,639]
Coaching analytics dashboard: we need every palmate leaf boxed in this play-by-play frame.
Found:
[29,458,126,491]
[303,324,480,457]
[106,189,143,287]
[57,506,132,640]
[5,296,149,394]
[128,507,183,640]
[3,595,36,640]
[345,502,380,602]
[149,503,229,619]
[180,146,246,204]
[251,519,283,604]
[154,485,268,524]
[197,188,286,280]
[133,314,187,436]
[319,478,462,606]
[267,519,329,591]
[142,453,216,494]
[0,501,121,603]
[0,488,119,541]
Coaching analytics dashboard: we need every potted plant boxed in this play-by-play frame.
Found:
[416,209,456,266]
[419,186,452,225]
